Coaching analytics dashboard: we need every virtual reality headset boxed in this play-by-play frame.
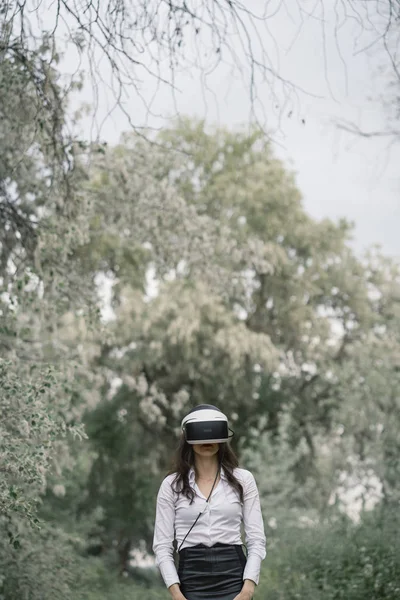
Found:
[181,404,232,444]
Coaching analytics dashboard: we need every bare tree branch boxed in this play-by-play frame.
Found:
[337,120,400,139]
[1,0,323,137]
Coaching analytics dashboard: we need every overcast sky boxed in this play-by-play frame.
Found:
[60,0,400,259]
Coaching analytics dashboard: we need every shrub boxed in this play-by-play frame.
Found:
[256,508,400,600]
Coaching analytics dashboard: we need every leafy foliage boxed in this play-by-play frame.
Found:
[0,360,85,526]
[258,508,400,600]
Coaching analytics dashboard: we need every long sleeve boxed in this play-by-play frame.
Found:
[152,476,180,589]
[242,471,267,585]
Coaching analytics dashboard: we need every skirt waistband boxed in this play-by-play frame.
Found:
[178,543,243,555]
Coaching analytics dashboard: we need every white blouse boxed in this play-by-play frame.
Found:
[152,466,266,589]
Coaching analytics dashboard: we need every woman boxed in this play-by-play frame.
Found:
[153,404,266,600]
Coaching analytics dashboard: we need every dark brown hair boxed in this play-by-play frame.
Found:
[167,435,244,504]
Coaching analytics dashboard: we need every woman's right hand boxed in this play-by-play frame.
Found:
[172,594,187,600]
[168,583,187,600]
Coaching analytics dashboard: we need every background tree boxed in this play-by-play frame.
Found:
[0,35,89,527]
[0,35,95,600]
[71,120,400,572]
[2,102,399,597]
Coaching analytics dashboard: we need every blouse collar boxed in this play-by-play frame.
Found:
[188,466,227,483]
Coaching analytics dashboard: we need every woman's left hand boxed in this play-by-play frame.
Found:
[232,592,253,600]
[233,579,255,600]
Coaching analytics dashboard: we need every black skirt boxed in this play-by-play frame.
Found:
[178,543,247,600]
